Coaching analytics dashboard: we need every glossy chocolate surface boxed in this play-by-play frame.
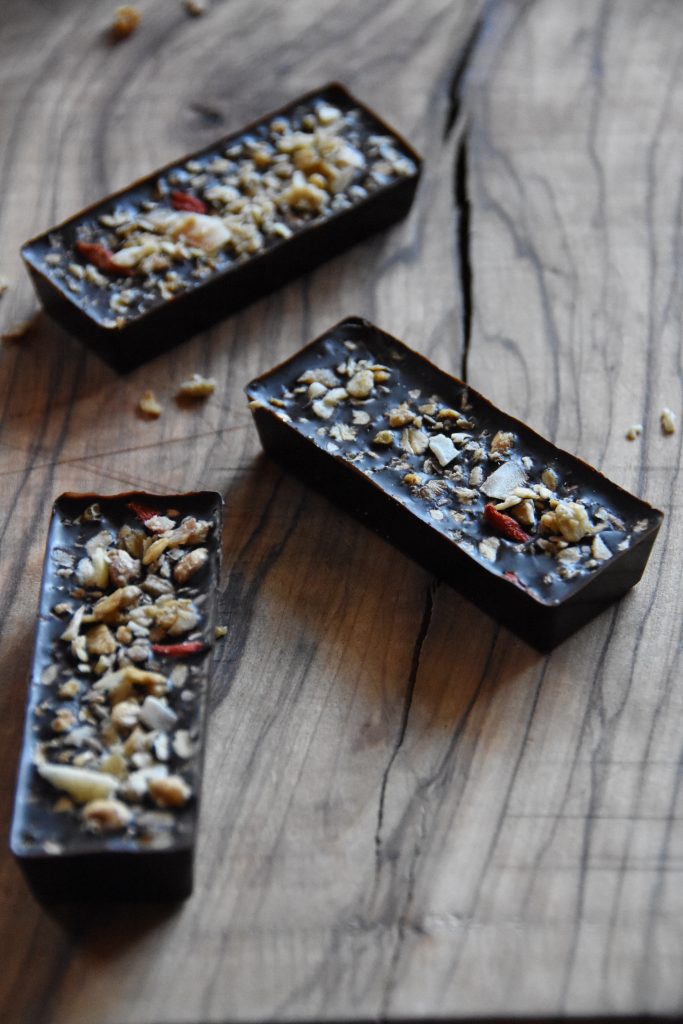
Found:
[21,84,421,370]
[10,491,222,901]
[246,318,663,649]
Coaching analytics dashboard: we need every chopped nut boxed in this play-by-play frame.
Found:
[372,430,394,446]
[403,472,421,486]
[173,547,209,583]
[148,774,192,808]
[37,763,118,803]
[401,427,429,456]
[139,695,178,732]
[541,467,559,490]
[540,501,593,543]
[92,585,141,622]
[591,535,612,561]
[478,537,500,562]
[86,623,117,656]
[82,798,132,832]
[176,372,216,395]
[626,423,643,441]
[352,410,371,426]
[215,625,228,639]
[490,431,515,456]
[111,5,141,39]
[108,547,141,587]
[138,390,163,418]
[347,369,375,399]
[111,699,140,732]
[93,665,167,703]
[661,407,676,434]
[58,679,81,700]
[387,403,414,427]
[52,708,76,734]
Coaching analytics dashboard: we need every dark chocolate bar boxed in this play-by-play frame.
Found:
[21,84,421,370]
[10,491,222,901]
[245,318,663,650]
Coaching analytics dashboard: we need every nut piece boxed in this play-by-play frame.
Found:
[490,431,515,456]
[625,423,643,441]
[148,774,192,808]
[138,390,163,418]
[86,623,117,656]
[372,430,394,446]
[82,798,132,832]
[540,501,593,543]
[661,407,676,435]
[177,373,216,399]
[388,404,414,428]
[347,369,374,399]
[92,585,141,622]
[112,5,141,39]
[173,546,209,583]
[37,763,118,803]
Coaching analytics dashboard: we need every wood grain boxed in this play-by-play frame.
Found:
[1,1,682,1022]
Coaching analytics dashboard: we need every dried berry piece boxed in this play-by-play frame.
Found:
[75,240,134,276]
[170,190,208,214]
[151,641,207,657]
[483,503,530,544]
[128,501,161,523]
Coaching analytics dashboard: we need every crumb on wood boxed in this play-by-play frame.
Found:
[184,0,209,14]
[138,390,163,418]
[625,423,643,441]
[661,407,676,435]
[112,5,141,39]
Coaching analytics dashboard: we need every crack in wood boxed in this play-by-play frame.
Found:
[374,582,435,876]
[455,134,473,382]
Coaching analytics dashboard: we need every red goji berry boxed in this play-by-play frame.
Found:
[483,503,530,543]
[75,240,134,276]
[151,641,208,657]
[128,501,160,523]
[170,190,208,214]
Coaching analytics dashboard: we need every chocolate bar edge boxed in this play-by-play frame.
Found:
[10,490,223,903]
[245,317,663,650]
[21,84,422,371]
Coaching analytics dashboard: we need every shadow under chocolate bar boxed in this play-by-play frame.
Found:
[21,84,421,371]
[10,491,222,902]
[245,317,663,650]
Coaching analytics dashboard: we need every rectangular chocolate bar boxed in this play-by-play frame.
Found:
[245,318,663,650]
[10,491,222,901]
[21,84,421,370]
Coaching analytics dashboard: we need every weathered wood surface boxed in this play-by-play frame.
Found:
[1,1,682,1021]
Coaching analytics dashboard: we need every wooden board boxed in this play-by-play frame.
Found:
[1,1,682,1021]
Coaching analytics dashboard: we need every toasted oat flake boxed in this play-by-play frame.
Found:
[138,390,163,418]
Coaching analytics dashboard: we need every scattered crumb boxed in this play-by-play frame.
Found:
[138,390,163,418]
[112,5,141,39]
[625,424,643,441]
[176,373,216,399]
[184,0,208,14]
[214,625,228,639]
[2,318,33,342]
[661,407,676,435]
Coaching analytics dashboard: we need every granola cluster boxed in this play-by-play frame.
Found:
[41,98,416,326]
[253,339,650,590]
[30,501,215,849]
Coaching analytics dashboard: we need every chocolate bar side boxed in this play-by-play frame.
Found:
[245,318,662,650]
[21,84,421,371]
[10,492,222,901]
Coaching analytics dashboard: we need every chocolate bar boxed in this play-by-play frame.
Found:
[21,84,421,370]
[10,491,222,901]
[246,318,662,649]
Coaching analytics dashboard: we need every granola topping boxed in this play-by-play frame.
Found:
[22,498,217,849]
[37,96,416,327]
[251,334,658,597]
